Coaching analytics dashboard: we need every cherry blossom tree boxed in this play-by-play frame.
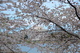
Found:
[0,0,80,53]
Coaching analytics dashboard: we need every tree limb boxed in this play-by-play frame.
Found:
[35,15,80,39]
[67,0,80,20]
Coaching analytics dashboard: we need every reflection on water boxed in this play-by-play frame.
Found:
[17,41,80,53]
[17,44,41,53]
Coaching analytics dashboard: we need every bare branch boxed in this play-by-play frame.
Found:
[67,0,80,20]
[0,40,15,53]
[35,15,80,39]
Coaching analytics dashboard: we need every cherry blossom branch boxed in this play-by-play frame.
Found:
[67,0,80,20]
[35,15,80,39]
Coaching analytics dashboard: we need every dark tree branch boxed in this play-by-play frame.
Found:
[35,15,80,39]
[67,0,80,20]
[0,40,15,53]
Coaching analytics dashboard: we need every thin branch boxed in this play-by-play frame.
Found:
[67,0,80,20]
[0,40,15,53]
[35,15,80,39]
[58,38,78,48]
